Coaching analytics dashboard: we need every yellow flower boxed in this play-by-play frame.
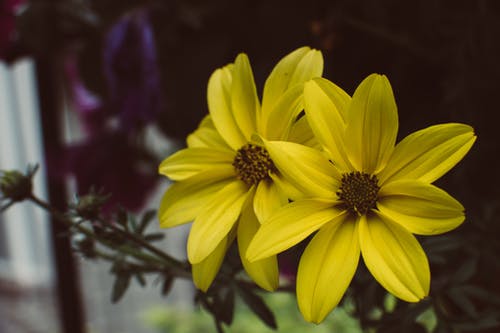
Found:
[158,47,323,291]
[247,74,476,323]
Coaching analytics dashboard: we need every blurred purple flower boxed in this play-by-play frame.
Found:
[59,8,163,212]
[103,9,162,131]
[64,54,107,135]
[0,0,24,61]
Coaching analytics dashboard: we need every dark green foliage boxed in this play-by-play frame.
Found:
[236,283,277,330]
[111,271,132,303]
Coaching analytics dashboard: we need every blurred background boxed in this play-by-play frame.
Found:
[1,0,499,332]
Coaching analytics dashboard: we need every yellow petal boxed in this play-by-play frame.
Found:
[269,172,305,201]
[378,123,476,184]
[158,147,235,181]
[253,181,287,223]
[264,84,304,140]
[261,47,323,119]
[304,78,353,171]
[158,167,235,228]
[187,114,232,149]
[297,217,360,323]
[197,114,215,128]
[192,235,228,292]
[287,114,321,149]
[359,213,430,302]
[344,74,398,174]
[231,54,259,140]
[247,199,344,262]
[207,65,247,150]
[288,49,324,87]
[264,140,341,198]
[187,126,232,150]
[238,199,279,291]
[378,180,465,235]
[188,180,249,263]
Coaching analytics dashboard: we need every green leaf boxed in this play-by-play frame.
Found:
[453,315,500,331]
[447,287,478,318]
[144,232,165,242]
[236,284,277,329]
[138,210,157,234]
[111,273,131,303]
[116,207,129,229]
[128,216,138,233]
[135,273,146,287]
[450,258,477,284]
[461,285,500,306]
[218,288,235,325]
[422,236,462,254]
[161,274,174,296]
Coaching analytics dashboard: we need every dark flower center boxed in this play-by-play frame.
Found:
[337,171,380,216]
[233,144,276,186]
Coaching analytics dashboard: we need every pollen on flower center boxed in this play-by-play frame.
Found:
[337,171,380,216]
[233,144,276,186]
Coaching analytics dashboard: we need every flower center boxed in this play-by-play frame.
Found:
[337,171,380,216]
[232,144,276,186]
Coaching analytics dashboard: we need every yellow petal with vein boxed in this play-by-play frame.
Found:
[264,140,341,198]
[231,54,259,140]
[344,74,398,173]
[192,235,228,292]
[264,84,304,140]
[304,78,352,171]
[261,47,322,119]
[269,172,305,201]
[359,213,430,302]
[378,180,465,235]
[187,126,232,150]
[247,199,343,262]
[288,49,324,88]
[297,217,359,323]
[208,65,246,150]
[253,181,287,223]
[238,199,279,291]
[378,123,476,184]
[158,147,234,181]
[188,180,249,263]
[287,114,320,149]
[158,167,235,228]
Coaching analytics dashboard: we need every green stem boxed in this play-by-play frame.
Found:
[28,194,190,278]
[103,220,185,268]
[93,249,169,273]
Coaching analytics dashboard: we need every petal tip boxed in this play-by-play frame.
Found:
[187,241,206,264]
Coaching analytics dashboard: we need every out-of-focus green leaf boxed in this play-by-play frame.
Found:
[111,273,131,303]
[236,284,277,329]
[450,258,477,284]
[144,232,165,242]
[116,206,128,228]
[218,288,235,325]
[415,307,437,333]
[453,314,500,331]
[461,285,500,305]
[446,286,478,318]
[135,273,147,287]
[138,210,157,234]
[161,274,174,296]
